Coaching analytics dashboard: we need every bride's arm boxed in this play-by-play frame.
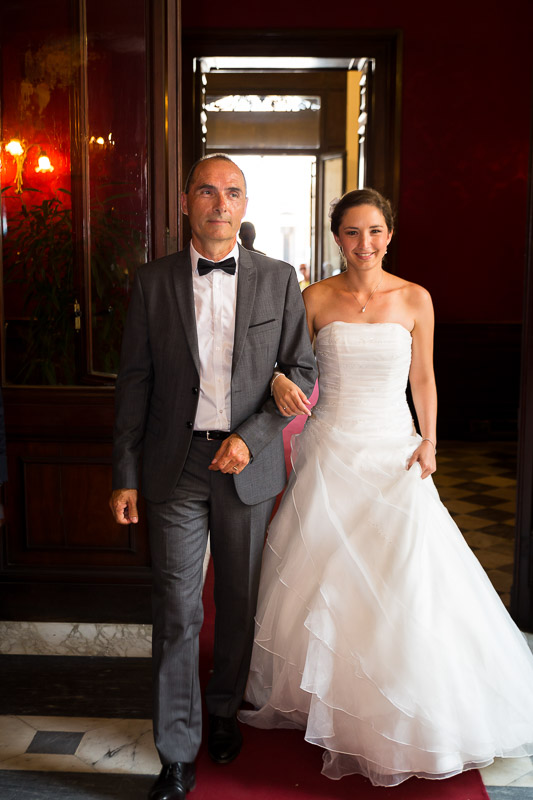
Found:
[407,286,437,479]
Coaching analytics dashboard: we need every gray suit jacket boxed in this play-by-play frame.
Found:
[112,245,317,505]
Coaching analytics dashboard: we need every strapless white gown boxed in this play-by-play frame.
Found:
[240,322,533,786]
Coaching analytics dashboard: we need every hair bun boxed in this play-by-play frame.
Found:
[328,197,340,219]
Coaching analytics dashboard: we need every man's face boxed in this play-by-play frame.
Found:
[181,159,248,256]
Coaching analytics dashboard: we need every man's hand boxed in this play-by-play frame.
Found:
[109,488,139,524]
[209,434,251,474]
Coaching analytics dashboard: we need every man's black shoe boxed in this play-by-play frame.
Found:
[148,761,196,800]
[208,714,243,764]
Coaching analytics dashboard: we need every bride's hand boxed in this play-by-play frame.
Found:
[407,440,436,479]
[272,374,312,417]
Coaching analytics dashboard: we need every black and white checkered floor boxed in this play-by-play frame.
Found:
[0,442,532,799]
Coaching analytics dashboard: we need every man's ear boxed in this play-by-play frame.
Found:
[180,192,188,215]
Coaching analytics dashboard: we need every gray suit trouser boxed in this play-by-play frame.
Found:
[146,437,276,765]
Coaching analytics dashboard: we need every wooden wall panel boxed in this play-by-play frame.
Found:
[21,456,142,560]
[1,389,151,622]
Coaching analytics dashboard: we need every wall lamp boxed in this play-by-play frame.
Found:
[3,138,54,193]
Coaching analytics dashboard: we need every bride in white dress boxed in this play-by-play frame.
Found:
[239,189,533,787]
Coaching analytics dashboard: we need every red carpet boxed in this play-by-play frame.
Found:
[197,565,490,800]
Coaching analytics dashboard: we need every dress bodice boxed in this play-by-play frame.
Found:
[312,321,414,436]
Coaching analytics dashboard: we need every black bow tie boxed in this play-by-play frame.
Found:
[197,256,236,276]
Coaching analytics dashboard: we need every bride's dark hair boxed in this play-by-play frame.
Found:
[330,188,395,236]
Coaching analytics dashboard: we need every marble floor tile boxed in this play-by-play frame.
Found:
[0,716,159,775]
[0,753,97,773]
[469,508,515,523]
[442,499,484,515]
[427,473,466,486]
[498,592,511,608]
[487,789,533,799]
[20,717,115,733]
[485,569,514,594]
[0,716,36,762]
[27,731,84,755]
[486,488,518,501]
[456,515,500,532]
[492,501,516,514]
[474,549,515,570]
[464,493,512,507]
[75,719,159,774]
[434,485,475,499]
[462,531,510,549]
[0,621,152,658]
[480,757,533,786]
[509,770,533,787]
[475,476,517,488]
[478,524,516,539]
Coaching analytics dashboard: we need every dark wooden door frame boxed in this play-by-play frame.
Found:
[180,27,403,245]
[512,86,533,631]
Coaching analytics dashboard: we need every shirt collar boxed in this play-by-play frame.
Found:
[190,241,240,275]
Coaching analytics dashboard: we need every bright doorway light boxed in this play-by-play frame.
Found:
[231,154,315,277]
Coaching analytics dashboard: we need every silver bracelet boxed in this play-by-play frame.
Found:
[270,372,283,395]
[421,437,437,454]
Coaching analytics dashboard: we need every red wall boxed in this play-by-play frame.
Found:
[183,0,533,323]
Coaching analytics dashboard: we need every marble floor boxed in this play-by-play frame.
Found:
[0,441,532,799]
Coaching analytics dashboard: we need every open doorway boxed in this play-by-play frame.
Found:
[182,45,392,281]
[181,30,402,260]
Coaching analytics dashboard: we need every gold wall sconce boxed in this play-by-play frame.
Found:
[35,151,54,174]
[2,138,55,193]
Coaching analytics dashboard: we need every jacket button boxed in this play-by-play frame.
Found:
[192,387,199,395]
[186,421,193,428]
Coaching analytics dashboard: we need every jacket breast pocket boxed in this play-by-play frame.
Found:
[247,318,279,337]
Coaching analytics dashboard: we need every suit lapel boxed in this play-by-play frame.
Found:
[232,245,257,375]
[171,249,201,374]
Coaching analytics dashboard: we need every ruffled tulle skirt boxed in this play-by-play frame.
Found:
[240,417,533,786]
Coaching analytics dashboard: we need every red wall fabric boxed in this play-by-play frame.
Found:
[183,1,533,322]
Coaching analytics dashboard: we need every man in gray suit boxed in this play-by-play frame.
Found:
[110,154,316,800]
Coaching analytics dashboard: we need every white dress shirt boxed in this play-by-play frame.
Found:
[190,242,239,432]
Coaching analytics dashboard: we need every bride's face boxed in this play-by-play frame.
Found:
[334,204,392,269]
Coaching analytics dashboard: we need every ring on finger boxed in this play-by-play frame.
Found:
[232,465,238,472]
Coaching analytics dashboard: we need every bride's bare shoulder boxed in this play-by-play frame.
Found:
[391,275,433,310]
[303,275,339,333]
